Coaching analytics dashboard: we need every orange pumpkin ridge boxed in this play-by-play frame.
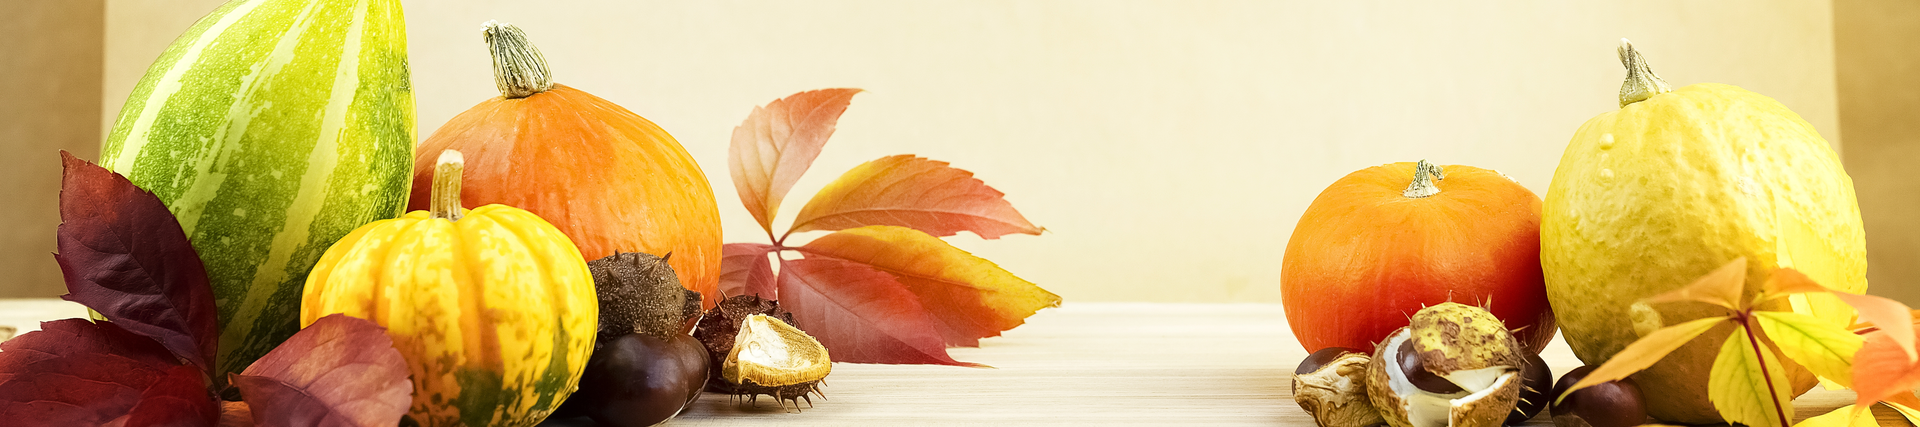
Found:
[409,23,721,308]
[1282,161,1555,354]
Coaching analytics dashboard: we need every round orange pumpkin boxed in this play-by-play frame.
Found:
[409,22,721,306]
[1281,161,1555,354]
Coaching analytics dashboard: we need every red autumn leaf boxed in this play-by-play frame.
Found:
[1852,328,1920,408]
[54,151,218,373]
[777,257,981,366]
[800,226,1061,347]
[729,89,862,234]
[120,364,220,427]
[0,318,214,427]
[789,155,1043,239]
[718,243,779,299]
[230,314,410,427]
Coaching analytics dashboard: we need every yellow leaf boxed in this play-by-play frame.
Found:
[1794,406,1878,427]
[800,225,1062,346]
[1765,268,1915,363]
[1754,310,1863,387]
[1711,324,1794,427]
[1645,257,1746,311]
[1557,316,1727,404]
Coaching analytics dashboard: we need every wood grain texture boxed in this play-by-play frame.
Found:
[0,299,1909,426]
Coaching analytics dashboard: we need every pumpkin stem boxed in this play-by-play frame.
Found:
[431,150,466,221]
[483,20,553,99]
[1617,38,1672,107]
[1402,160,1446,198]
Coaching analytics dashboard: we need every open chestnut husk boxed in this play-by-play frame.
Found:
[1293,347,1384,427]
[1549,366,1647,427]
[1365,303,1524,427]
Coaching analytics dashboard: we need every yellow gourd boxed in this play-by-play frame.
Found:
[1541,40,1867,424]
[301,150,598,427]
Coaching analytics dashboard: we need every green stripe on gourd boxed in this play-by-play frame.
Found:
[100,0,414,378]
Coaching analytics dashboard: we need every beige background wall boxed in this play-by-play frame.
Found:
[1,0,103,299]
[3,1,1908,304]
[1836,0,1920,305]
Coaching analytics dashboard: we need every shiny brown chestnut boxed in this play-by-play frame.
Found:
[560,333,711,427]
[1549,366,1648,427]
[1396,339,1465,394]
[1504,352,1552,425]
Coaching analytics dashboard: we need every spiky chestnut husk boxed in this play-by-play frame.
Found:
[589,251,687,343]
[693,295,825,408]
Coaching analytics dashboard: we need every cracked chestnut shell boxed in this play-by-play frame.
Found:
[1293,347,1384,427]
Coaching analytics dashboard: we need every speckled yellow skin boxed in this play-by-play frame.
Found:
[1542,83,1865,424]
[301,205,597,427]
[1408,303,1523,374]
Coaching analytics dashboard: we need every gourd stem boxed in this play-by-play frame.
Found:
[1618,38,1672,107]
[431,150,465,221]
[1402,160,1445,198]
[483,20,553,99]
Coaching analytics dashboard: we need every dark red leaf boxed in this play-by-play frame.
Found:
[718,243,778,299]
[728,89,862,233]
[0,319,211,427]
[790,155,1043,239]
[118,364,219,427]
[230,314,410,427]
[776,257,982,366]
[55,151,217,373]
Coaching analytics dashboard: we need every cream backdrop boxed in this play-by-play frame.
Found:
[89,1,1842,303]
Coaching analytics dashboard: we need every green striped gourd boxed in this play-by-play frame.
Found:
[99,0,414,378]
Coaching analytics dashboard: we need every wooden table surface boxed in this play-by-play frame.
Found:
[0,299,1908,426]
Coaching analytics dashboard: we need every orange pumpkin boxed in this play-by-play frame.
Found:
[409,22,721,305]
[1281,161,1555,353]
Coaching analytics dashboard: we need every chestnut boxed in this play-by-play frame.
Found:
[1504,352,1551,425]
[560,333,710,427]
[1549,366,1648,427]
[1295,347,1366,393]
[1395,339,1465,394]
[1292,347,1383,427]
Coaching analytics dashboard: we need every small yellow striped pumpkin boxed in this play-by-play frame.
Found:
[301,150,597,427]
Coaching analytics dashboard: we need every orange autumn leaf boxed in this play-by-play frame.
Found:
[789,155,1043,239]
[800,225,1061,347]
[717,243,778,299]
[1557,316,1727,404]
[1767,268,1916,363]
[718,88,1057,366]
[1852,328,1920,409]
[1644,257,1747,311]
[728,88,862,234]
[777,256,980,366]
